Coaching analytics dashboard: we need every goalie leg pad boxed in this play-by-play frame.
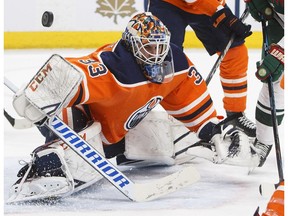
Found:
[62,121,105,186]
[124,110,176,166]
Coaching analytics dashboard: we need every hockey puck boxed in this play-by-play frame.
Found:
[42,11,54,27]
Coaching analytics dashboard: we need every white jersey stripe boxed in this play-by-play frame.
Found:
[166,91,209,115]
[220,76,247,84]
[183,106,215,127]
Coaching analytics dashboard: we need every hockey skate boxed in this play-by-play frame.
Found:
[250,138,272,167]
[7,147,75,203]
[225,112,256,139]
[7,141,104,204]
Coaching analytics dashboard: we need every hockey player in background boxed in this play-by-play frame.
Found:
[145,0,256,141]
[247,0,284,215]
[246,0,284,168]
[8,12,257,202]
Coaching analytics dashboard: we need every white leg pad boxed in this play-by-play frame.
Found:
[125,110,180,165]
[58,122,104,184]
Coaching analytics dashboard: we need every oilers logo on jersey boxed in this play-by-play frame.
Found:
[125,96,163,130]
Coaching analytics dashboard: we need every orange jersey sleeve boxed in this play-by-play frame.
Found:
[161,57,217,132]
[64,41,217,144]
[163,0,226,16]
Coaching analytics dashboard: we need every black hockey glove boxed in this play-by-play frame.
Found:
[256,44,284,82]
[211,7,252,41]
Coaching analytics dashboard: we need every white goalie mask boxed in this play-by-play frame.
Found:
[122,12,174,83]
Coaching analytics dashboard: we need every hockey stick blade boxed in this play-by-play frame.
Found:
[132,165,200,201]
[4,109,34,129]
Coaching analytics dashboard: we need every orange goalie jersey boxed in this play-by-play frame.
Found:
[64,40,217,144]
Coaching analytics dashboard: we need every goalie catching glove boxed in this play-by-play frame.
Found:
[256,44,284,82]
[211,7,252,41]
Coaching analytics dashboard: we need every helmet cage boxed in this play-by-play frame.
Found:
[130,33,170,65]
[143,48,175,84]
[122,12,174,83]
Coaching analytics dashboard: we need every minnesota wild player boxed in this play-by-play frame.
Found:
[247,0,284,168]
[248,1,284,215]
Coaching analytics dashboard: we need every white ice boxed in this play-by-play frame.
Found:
[4,48,285,216]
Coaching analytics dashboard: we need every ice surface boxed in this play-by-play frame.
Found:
[4,48,285,216]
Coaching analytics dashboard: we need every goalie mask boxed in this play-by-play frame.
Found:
[122,12,174,83]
